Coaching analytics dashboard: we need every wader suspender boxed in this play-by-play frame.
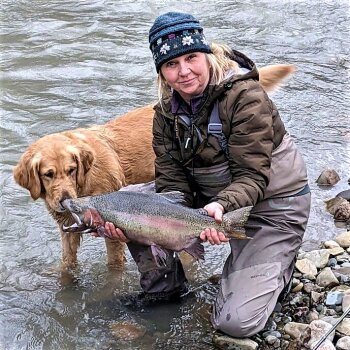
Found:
[207,101,229,158]
[175,100,229,165]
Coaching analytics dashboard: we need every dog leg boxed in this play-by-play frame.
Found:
[105,239,126,269]
[60,231,81,269]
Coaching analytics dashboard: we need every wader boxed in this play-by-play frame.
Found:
[127,111,311,337]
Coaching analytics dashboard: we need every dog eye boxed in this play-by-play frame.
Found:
[44,171,54,179]
[68,168,76,176]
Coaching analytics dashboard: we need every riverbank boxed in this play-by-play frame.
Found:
[213,230,350,350]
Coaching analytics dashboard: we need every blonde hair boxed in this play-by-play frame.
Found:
[156,42,239,104]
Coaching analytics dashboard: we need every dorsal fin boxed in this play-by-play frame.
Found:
[158,191,187,206]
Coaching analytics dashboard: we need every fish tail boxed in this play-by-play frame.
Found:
[222,206,253,239]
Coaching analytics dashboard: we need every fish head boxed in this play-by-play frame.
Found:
[61,198,105,233]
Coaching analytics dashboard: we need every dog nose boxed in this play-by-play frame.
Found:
[61,191,72,202]
[59,192,73,210]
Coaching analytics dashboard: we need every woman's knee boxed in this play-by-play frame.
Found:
[212,305,269,338]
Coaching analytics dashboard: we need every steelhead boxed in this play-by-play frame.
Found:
[62,191,252,262]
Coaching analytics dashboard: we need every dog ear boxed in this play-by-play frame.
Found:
[73,146,95,188]
[13,151,43,200]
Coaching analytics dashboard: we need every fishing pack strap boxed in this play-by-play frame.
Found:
[207,101,229,159]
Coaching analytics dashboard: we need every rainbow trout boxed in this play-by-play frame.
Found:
[62,191,252,262]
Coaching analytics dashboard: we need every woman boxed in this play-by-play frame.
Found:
[103,12,311,338]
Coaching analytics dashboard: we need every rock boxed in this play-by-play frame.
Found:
[325,197,348,215]
[311,291,324,304]
[328,257,338,268]
[110,321,146,341]
[325,291,344,306]
[212,334,258,350]
[336,254,350,263]
[310,339,336,350]
[292,282,304,292]
[337,318,350,337]
[324,240,340,249]
[306,310,319,323]
[307,320,335,348]
[208,274,222,285]
[299,250,330,269]
[336,336,350,350]
[316,169,340,186]
[328,247,345,256]
[305,282,324,293]
[283,322,309,340]
[337,189,350,200]
[296,258,318,277]
[334,202,350,222]
[265,335,278,345]
[342,291,350,312]
[316,267,340,288]
[335,231,350,248]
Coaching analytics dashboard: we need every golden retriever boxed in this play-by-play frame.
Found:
[13,64,295,270]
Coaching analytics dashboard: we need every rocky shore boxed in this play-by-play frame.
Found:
[213,230,350,350]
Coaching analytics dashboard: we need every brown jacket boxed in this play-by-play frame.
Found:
[152,50,304,212]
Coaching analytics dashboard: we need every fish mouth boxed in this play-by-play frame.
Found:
[62,212,94,233]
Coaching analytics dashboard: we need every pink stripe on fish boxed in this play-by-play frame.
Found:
[119,212,189,230]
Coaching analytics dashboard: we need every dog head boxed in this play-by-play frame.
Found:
[13,133,95,213]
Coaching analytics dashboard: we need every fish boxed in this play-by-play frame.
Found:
[61,190,252,263]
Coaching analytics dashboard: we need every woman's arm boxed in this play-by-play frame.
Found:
[213,80,276,212]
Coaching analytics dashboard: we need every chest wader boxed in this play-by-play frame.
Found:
[179,101,232,208]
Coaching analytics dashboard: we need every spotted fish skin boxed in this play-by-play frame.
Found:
[62,191,252,260]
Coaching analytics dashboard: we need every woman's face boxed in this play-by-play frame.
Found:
[160,52,210,103]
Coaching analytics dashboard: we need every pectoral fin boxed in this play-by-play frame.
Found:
[150,245,168,266]
[183,238,205,260]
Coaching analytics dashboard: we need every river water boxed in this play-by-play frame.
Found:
[0,1,349,349]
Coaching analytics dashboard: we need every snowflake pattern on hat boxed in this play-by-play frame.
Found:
[160,43,170,55]
[150,29,211,72]
[182,35,194,46]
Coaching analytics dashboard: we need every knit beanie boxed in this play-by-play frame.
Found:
[149,12,212,72]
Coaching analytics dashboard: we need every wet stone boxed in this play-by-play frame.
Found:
[299,249,330,269]
[327,257,338,268]
[307,320,335,349]
[335,231,350,248]
[337,318,350,337]
[316,267,340,288]
[327,247,345,256]
[295,258,318,277]
[316,169,340,186]
[212,334,258,350]
[324,240,340,249]
[325,291,344,306]
[109,321,146,341]
[336,336,350,350]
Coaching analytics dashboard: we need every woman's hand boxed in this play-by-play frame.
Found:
[91,222,130,242]
[199,202,229,245]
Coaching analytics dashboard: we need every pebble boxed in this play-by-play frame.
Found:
[325,291,344,306]
[336,336,350,350]
[316,169,340,186]
[335,231,350,248]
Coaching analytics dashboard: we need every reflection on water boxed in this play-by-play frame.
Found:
[1,0,349,349]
